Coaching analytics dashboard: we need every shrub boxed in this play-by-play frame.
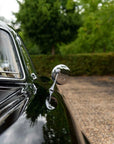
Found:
[31,53,114,77]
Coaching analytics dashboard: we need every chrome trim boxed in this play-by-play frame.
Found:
[45,73,59,110]
[0,98,26,124]
[32,84,37,95]
[0,99,20,113]
[20,97,29,115]
[0,27,26,82]
[31,73,37,80]
[0,71,19,74]
[21,87,27,94]
[0,89,21,105]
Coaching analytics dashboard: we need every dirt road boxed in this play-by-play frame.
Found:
[58,76,114,144]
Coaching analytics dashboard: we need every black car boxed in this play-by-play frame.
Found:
[0,21,90,144]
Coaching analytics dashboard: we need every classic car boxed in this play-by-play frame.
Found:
[0,21,90,144]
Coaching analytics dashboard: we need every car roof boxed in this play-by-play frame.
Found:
[0,21,16,35]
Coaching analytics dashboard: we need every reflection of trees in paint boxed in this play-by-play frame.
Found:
[26,78,72,144]
[42,94,72,144]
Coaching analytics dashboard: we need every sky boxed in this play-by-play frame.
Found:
[0,0,80,22]
[0,0,22,21]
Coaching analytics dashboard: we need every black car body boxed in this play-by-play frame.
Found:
[0,21,90,144]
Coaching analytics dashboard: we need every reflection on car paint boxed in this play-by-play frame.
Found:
[0,113,46,144]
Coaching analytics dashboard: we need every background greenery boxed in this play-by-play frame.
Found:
[14,0,81,55]
[1,0,113,76]
[13,0,114,55]
[31,53,114,77]
[60,0,114,54]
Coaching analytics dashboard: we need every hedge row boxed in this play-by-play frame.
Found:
[31,53,114,77]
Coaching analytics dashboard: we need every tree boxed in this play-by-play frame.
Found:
[14,0,81,55]
[60,0,114,54]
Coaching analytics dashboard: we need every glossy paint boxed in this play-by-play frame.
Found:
[0,79,73,144]
[0,21,90,144]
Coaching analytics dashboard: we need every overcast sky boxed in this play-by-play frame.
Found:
[0,0,22,21]
[0,0,80,22]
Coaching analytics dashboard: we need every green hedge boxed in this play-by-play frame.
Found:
[31,53,114,77]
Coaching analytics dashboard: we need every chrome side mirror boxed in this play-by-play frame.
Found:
[52,64,70,85]
[46,64,70,110]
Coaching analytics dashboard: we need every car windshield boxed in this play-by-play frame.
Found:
[0,29,22,79]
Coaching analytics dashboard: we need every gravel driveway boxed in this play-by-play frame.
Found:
[58,76,114,144]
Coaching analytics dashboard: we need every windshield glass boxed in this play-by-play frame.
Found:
[0,29,22,79]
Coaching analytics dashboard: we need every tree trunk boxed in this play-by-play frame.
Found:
[92,46,95,53]
[103,46,106,52]
[51,45,55,55]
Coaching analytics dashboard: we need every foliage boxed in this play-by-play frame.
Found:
[26,79,72,143]
[60,1,114,54]
[14,0,81,54]
[31,53,114,77]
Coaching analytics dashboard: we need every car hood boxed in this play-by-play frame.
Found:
[0,80,74,144]
[0,77,90,144]
[0,113,46,144]
[0,86,20,103]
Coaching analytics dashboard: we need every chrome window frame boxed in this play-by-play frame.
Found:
[0,27,26,82]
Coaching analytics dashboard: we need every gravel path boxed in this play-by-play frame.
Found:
[58,76,114,144]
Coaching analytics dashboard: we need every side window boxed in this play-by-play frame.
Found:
[0,29,23,79]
